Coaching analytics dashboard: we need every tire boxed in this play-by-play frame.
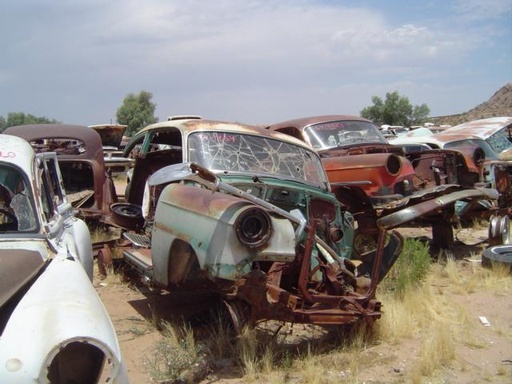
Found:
[482,245,512,271]
[488,215,510,246]
[110,202,144,230]
[97,245,113,277]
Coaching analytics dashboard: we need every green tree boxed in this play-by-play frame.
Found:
[0,112,60,132]
[116,91,158,136]
[360,91,430,126]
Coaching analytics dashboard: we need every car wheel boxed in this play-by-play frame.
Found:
[488,215,510,246]
[97,245,113,277]
[482,245,512,271]
[110,202,144,230]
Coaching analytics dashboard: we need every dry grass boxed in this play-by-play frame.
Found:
[142,321,210,383]
[434,257,512,294]
[142,238,511,383]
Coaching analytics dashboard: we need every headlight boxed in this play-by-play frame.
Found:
[385,154,401,176]
[235,207,272,249]
[473,147,485,166]
[45,340,119,383]
[329,226,344,243]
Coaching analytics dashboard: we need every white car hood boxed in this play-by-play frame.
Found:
[0,248,126,382]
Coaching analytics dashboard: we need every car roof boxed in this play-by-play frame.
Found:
[0,134,36,177]
[133,118,313,150]
[266,115,373,130]
[4,124,104,162]
[389,132,484,147]
[442,116,512,139]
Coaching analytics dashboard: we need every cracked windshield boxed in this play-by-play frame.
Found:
[305,120,386,149]
[188,132,327,188]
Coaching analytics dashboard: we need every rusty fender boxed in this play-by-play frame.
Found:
[377,188,499,229]
[232,220,386,326]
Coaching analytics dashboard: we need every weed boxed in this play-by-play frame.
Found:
[415,322,455,376]
[143,321,210,383]
[380,237,431,298]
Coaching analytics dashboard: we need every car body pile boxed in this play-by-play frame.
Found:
[266,115,502,249]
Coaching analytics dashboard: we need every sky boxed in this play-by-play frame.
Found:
[1,0,511,126]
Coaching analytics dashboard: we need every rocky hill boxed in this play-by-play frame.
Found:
[431,82,512,126]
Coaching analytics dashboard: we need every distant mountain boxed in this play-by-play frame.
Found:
[431,83,512,126]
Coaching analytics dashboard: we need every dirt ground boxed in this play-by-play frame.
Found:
[95,226,512,384]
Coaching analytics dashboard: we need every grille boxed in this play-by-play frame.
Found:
[123,232,151,248]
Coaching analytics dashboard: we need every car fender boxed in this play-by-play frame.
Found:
[66,217,94,280]
[377,188,500,229]
[151,182,296,285]
[323,153,414,197]
[0,257,126,383]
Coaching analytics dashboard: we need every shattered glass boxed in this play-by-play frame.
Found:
[188,132,328,188]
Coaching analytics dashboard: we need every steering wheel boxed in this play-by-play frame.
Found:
[0,207,17,222]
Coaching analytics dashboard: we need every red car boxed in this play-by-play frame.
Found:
[267,115,498,250]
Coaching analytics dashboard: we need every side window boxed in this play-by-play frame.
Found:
[277,127,303,141]
[39,164,55,222]
[44,158,64,206]
[39,156,65,221]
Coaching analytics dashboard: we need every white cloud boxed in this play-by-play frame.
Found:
[0,0,510,124]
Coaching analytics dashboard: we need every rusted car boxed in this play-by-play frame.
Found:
[119,117,404,329]
[3,124,126,270]
[266,115,499,249]
[390,130,512,245]
[89,124,133,174]
[0,135,127,383]
[390,131,512,213]
[442,117,512,160]
[4,124,119,224]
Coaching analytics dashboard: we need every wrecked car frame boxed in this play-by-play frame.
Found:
[121,118,403,328]
[4,124,119,224]
[3,124,128,268]
[390,131,512,214]
[266,115,500,249]
[0,134,127,383]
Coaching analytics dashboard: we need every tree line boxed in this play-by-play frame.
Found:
[1,90,430,135]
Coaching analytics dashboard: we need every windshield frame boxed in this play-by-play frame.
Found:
[0,163,39,234]
[303,120,387,150]
[187,131,329,189]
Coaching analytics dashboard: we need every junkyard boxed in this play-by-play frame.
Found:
[2,95,511,383]
[96,111,511,383]
[2,1,512,382]
[96,112,512,383]
[95,226,511,384]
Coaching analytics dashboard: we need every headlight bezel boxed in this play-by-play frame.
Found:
[234,207,273,249]
[43,338,120,383]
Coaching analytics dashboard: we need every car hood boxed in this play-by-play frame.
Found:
[0,256,125,382]
[90,124,127,148]
[0,249,46,309]
[317,143,404,157]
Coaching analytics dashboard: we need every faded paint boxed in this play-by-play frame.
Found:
[151,182,296,283]
[0,135,127,383]
[323,153,414,197]
[4,124,118,223]
[443,116,512,140]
